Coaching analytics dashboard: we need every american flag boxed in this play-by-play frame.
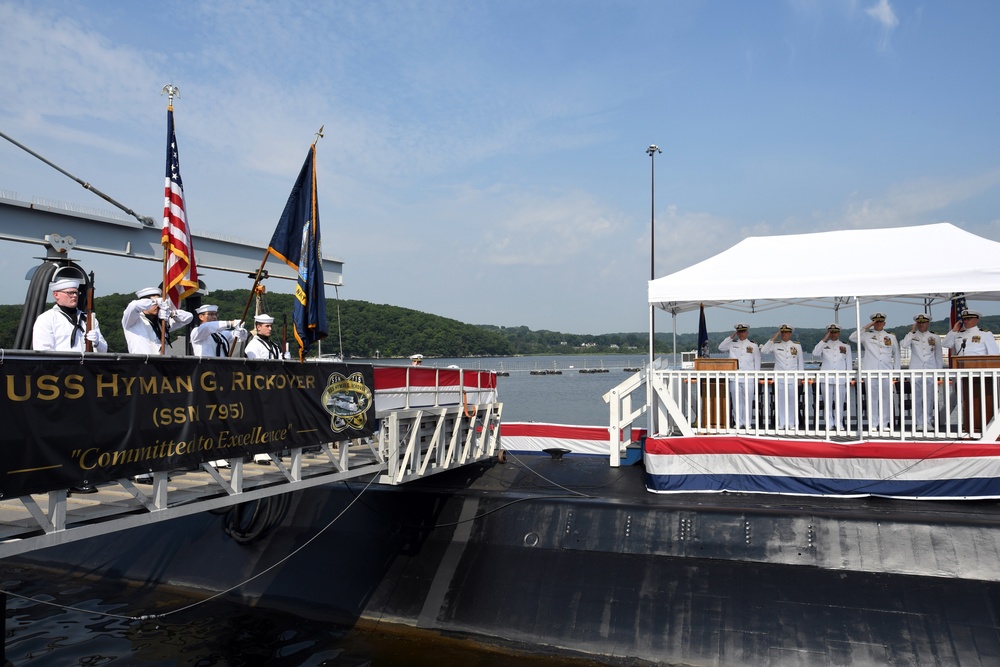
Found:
[161,107,198,308]
[950,292,967,329]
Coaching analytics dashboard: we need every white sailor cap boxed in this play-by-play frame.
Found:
[135,287,160,299]
[779,323,793,332]
[961,309,981,319]
[410,354,424,360]
[913,313,930,323]
[870,312,886,322]
[734,323,749,331]
[195,304,219,314]
[826,323,841,332]
[51,278,81,292]
[254,314,275,324]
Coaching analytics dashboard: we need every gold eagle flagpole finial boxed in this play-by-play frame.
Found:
[313,125,324,146]
[161,83,180,110]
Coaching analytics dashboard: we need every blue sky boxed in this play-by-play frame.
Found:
[1,0,998,335]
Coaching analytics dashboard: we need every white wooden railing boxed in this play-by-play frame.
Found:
[374,366,503,484]
[605,367,1000,464]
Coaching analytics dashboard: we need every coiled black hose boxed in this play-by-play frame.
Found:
[222,493,291,544]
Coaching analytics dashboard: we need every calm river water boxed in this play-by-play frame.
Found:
[3,355,640,666]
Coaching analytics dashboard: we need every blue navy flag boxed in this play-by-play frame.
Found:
[697,303,709,357]
[267,145,328,359]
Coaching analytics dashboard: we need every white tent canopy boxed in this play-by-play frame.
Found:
[648,223,1000,316]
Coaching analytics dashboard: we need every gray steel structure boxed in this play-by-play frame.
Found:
[0,195,344,286]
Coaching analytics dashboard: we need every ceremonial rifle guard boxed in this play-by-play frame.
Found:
[32,277,108,353]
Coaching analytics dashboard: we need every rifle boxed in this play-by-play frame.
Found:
[85,271,95,352]
[282,314,288,359]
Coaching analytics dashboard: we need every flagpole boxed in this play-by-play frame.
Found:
[229,127,325,358]
[159,84,180,355]
[227,256,270,357]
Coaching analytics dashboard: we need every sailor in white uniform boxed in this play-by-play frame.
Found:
[761,324,804,429]
[121,287,193,355]
[190,304,247,358]
[244,314,288,360]
[813,323,853,431]
[32,278,108,353]
[719,323,760,428]
[850,312,900,431]
[943,310,999,357]
[244,314,288,464]
[900,313,943,430]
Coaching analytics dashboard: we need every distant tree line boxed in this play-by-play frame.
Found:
[1,291,993,359]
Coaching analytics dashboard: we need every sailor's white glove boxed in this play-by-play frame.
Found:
[157,299,172,320]
[85,330,99,343]
[233,325,248,342]
[283,351,291,360]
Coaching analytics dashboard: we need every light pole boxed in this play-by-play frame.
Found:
[647,144,661,280]
[646,144,661,438]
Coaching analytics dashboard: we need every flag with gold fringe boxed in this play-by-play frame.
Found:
[267,144,328,359]
[161,106,199,307]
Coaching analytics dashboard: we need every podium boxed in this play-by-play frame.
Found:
[695,358,737,429]
[950,355,1000,432]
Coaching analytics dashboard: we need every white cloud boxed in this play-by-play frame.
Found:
[839,170,1000,230]
[865,0,898,50]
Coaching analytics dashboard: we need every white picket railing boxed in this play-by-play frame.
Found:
[604,367,1000,465]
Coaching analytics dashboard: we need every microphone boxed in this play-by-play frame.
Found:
[959,339,967,356]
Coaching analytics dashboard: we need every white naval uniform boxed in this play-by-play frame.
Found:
[761,338,804,429]
[943,326,999,357]
[812,338,853,431]
[244,335,283,360]
[719,335,761,428]
[849,328,900,430]
[190,321,236,357]
[32,305,108,353]
[900,330,943,429]
[121,298,193,354]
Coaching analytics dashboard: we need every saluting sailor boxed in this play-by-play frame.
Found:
[849,312,900,431]
[944,310,999,357]
[761,324,804,429]
[719,323,760,428]
[121,287,193,355]
[901,313,943,430]
[813,323,852,431]
[32,277,108,353]
[190,304,248,357]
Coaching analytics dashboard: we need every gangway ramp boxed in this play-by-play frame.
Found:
[0,358,502,560]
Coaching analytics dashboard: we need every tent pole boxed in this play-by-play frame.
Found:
[854,298,863,440]
[648,304,655,437]
[672,316,677,370]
